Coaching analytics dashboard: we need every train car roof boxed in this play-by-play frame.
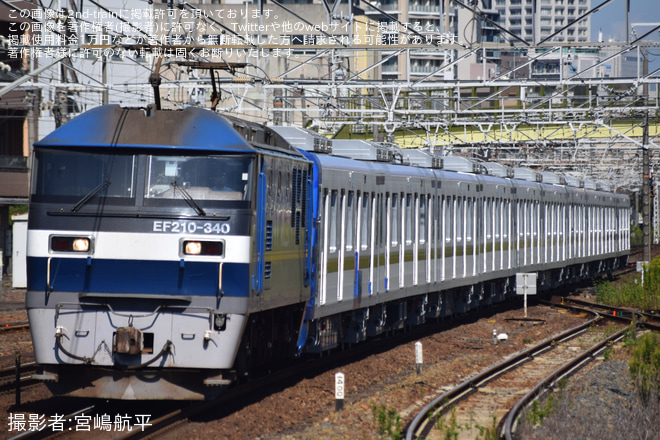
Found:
[35,105,255,153]
[311,152,434,177]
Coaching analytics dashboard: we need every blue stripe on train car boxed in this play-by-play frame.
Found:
[26,257,250,297]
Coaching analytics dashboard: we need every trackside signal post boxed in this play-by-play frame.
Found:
[516,273,537,318]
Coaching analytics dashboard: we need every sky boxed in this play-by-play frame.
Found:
[591,0,660,43]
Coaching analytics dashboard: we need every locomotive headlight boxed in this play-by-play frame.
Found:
[184,241,203,255]
[50,236,92,253]
[72,238,90,252]
[182,240,224,256]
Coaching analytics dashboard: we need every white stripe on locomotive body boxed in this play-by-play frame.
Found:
[27,230,251,263]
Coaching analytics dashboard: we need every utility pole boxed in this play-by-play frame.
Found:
[642,51,651,263]
[643,110,650,263]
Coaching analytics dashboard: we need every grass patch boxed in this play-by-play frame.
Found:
[595,257,660,310]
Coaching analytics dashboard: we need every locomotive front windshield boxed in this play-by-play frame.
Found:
[145,155,253,202]
[31,150,136,204]
[32,150,254,208]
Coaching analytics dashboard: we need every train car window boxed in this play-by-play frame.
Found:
[575,206,583,257]
[391,193,399,247]
[370,195,378,293]
[616,208,620,251]
[604,207,608,253]
[586,205,589,256]
[355,193,362,251]
[616,208,619,251]
[494,199,501,240]
[625,207,628,250]
[592,205,596,256]
[144,155,253,202]
[576,205,580,257]
[444,196,453,243]
[589,205,594,256]
[618,208,622,250]
[466,198,473,244]
[419,195,427,245]
[580,205,585,258]
[601,207,605,254]
[563,204,568,258]
[610,207,615,252]
[610,207,614,252]
[573,204,578,257]
[505,199,510,250]
[505,200,512,269]
[361,193,370,251]
[608,208,612,252]
[485,198,492,241]
[467,197,474,276]
[427,195,433,283]
[557,203,562,260]
[406,194,413,246]
[569,204,574,259]
[542,202,548,261]
[329,190,338,253]
[377,193,385,249]
[565,204,570,259]
[31,150,136,204]
[476,196,483,269]
[555,203,560,261]
[456,197,464,247]
[592,205,597,255]
[346,191,355,252]
[594,206,599,255]
[527,200,532,239]
[441,196,448,281]
[600,206,605,254]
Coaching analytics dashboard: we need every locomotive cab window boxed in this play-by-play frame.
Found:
[144,155,254,203]
[31,149,136,205]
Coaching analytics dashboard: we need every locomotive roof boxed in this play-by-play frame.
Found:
[35,105,255,153]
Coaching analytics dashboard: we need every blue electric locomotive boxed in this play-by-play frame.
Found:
[28,105,311,399]
[27,104,630,400]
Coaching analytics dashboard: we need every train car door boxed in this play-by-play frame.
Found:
[319,188,340,306]
[356,191,374,297]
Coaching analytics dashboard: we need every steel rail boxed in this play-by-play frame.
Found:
[561,297,660,331]
[404,310,600,440]
[503,326,627,439]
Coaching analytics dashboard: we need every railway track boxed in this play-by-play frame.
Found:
[562,297,660,328]
[1,301,523,440]
[405,303,630,440]
[0,353,37,401]
[2,294,651,440]
[1,249,653,439]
